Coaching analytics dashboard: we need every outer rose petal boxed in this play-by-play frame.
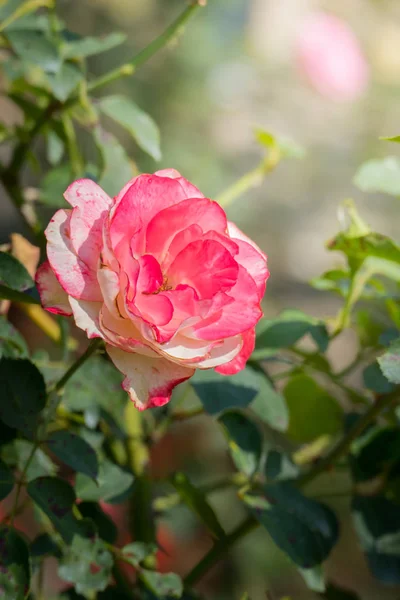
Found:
[227,221,269,300]
[215,328,255,375]
[154,169,204,199]
[106,345,195,410]
[45,209,102,301]
[36,261,72,316]
[69,297,103,339]
[64,178,112,210]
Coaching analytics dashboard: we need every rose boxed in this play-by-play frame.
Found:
[36,169,269,410]
[296,12,369,101]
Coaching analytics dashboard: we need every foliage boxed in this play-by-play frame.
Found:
[0,1,400,599]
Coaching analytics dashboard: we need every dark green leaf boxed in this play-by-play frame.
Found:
[353,495,400,584]
[0,358,46,432]
[322,583,360,599]
[45,61,83,101]
[141,570,183,599]
[58,535,113,594]
[78,503,117,545]
[354,156,400,196]
[0,316,28,359]
[95,127,135,197]
[170,472,225,539]
[6,30,60,72]
[249,374,288,432]
[350,426,400,482]
[75,460,134,502]
[0,285,40,305]
[30,533,61,559]
[284,375,343,443]
[0,252,34,291]
[27,476,87,543]
[378,337,400,384]
[99,95,161,161]
[0,458,14,501]
[254,310,329,356]
[0,525,30,600]
[264,448,299,482]
[243,483,339,568]
[121,542,157,568]
[46,430,98,480]
[191,367,260,414]
[63,32,126,59]
[363,362,395,394]
[218,411,262,477]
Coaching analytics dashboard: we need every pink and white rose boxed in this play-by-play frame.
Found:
[296,12,369,102]
[36,170,269,410]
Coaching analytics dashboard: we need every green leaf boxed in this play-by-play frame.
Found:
[353,495,400,584]
[363,362,395,394]
[218,411,262,477]
[170,472,225,539]
[264,448,299,481]
[0,316,28,359]
[46,430,99,480]
[75,459,134,502]
[0,525,30,600]
[79,502,118,545]
[298,565,325,592]
[99,95,161,161]
[350,426,400,482]
[0,252,34,291]
[191,367,260,414]
[46,130,65,166]
[39,164,71,207]
[0,358,46,432]
[45,61,83,101]
[378,337,400,384]
[243,483,339,568]
[27,476,87,543]
[2,439,56,481]
[95,126,135,197]
[30,533,61,560]
[0,458,14,501]
[322,583,360,599]
[6,29,60,72]
[0,285,40,305]
[254,310,329,356]
[63,32,126,59]
[0,0,53,32]
[354,156,400,196]
[141,570,183,599]
[250,374,288,432]
[121,542,157,568]
[62,355,127,426]
[58,534,113,594]
[284,375,343,443]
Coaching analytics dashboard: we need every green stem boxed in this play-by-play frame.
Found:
[87,1,204,93]
[184,516,258,587]
[53,338,103,393]
[216,146,281,209]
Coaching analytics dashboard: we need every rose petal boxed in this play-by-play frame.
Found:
[36,261,72,316]
[215,328,255,375]
[168,239,238,299]
[137,255,163,294]
[228,222,269,300]
[106,345,195,410]
[64,178,112,210]
[69,297,103,339]
[45,209,102,301]
[146,197,227,260]
[154,168,204,198]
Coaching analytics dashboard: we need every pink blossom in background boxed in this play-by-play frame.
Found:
[296,12,369,101]
[36,170,269,410]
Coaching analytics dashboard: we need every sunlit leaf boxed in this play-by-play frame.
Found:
[141,570,183,599]
[58,534,113,594]
[75,459,134,502]
[378,337,400,384]
[63,32,126,59]
[95,126,135,197]
[354,156,400,196]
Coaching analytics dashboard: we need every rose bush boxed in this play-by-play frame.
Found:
[36,169,269,409]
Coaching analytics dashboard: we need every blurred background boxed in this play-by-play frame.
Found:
[2,0,400,598]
